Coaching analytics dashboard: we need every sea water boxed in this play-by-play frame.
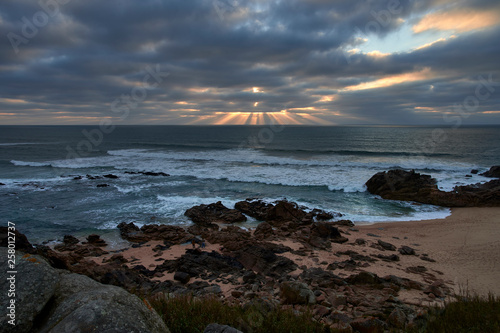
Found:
[1,125,499,242]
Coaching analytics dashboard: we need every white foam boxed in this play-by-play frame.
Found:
[11,160,52,167]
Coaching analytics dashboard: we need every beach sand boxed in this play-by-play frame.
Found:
[358,207,500,297]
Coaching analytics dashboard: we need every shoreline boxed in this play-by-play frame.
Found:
[358,207,500,296]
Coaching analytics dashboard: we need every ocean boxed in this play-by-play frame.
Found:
[1,125,499,244]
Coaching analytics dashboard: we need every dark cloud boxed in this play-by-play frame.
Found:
[0,0,499,125]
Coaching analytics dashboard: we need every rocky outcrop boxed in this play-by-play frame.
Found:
[234,199,340,224]
[184,201,247,225]
[366,169,500,207]
[0,249,169,333]
[204,323,243,333]
[118,222,190,244]
[480,166,500,178]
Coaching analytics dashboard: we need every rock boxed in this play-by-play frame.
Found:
[279,282,316,305]
[63,235,79,245]
[203,285,222,294]
[346,271,382,285]
[253,222,274,240]
[0,249,169,333]
[234,199,273,221]
[0,183,5,186]
[399,245,416,255]
[481,166,500,178]
[0,227,35,253]
[174,271,191,284]
[376,254,400,262]
[471,169,479,174]
[86,234,107,246]
[185,201,247,225]
[96,183,109,187]
[377,240,396,251]
[142,171,170,177]
[118,222,190,244]
[354,238,367,245]
[234,244,297,278]
[420,255,436,262]
[350,316,388,333]
[306,222,348,249]
[103,173,119,179]
[204,323,243,333]
[366,169,500,207]
[387,307,407,328]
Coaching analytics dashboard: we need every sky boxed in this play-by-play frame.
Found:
[1,0,500,125]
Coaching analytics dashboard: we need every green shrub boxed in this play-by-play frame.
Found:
[414,293,500,333]
[148,293,332,333]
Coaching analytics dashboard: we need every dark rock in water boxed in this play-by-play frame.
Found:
[185,201,247,225]
[142,171,170,177]
[366,169,437,202]
[73,176,82,180]
[465,174,472,178]
[366,168,500,207]
[377,240,396,251]
[399,245,416,255]
[0,182,5,186]
[0,250,169,333]
[279,281,316,305]
[96,183,109,187]
[204,323,242,333]
[103,174,119,179]
[471,169,479,174]
[174,271,191,284]
[481,166,500,178]
[234,199,274,221]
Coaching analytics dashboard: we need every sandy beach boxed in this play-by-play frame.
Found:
[358,207,500,297]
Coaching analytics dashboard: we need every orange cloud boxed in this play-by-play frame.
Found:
[413,9,500,33]
[343,68,434,91]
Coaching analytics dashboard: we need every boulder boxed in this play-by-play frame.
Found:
[279,282,316,305]
[185,201,247,225]
[174,271,191,284]
[366,169,500,207]
[480,166,500,178]
[118,222,190,244]
[0,227,35,253]
[0,249,169,333]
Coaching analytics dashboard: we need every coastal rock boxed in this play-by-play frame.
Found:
[86,234,107,246]
[185,201,247,225]
[96,183,109,187]
[279,281,316,305]
[480,166,500,178]
[253,222,275,240]
[103,173,119,179]
[366,169,500,207]
[174,271,191,284]
[0,227,35,253]
[234,244,297,278]
[118,222,190,244]
[0,250,169,333]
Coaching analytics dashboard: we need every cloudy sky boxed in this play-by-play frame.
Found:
[1,0,500,125]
